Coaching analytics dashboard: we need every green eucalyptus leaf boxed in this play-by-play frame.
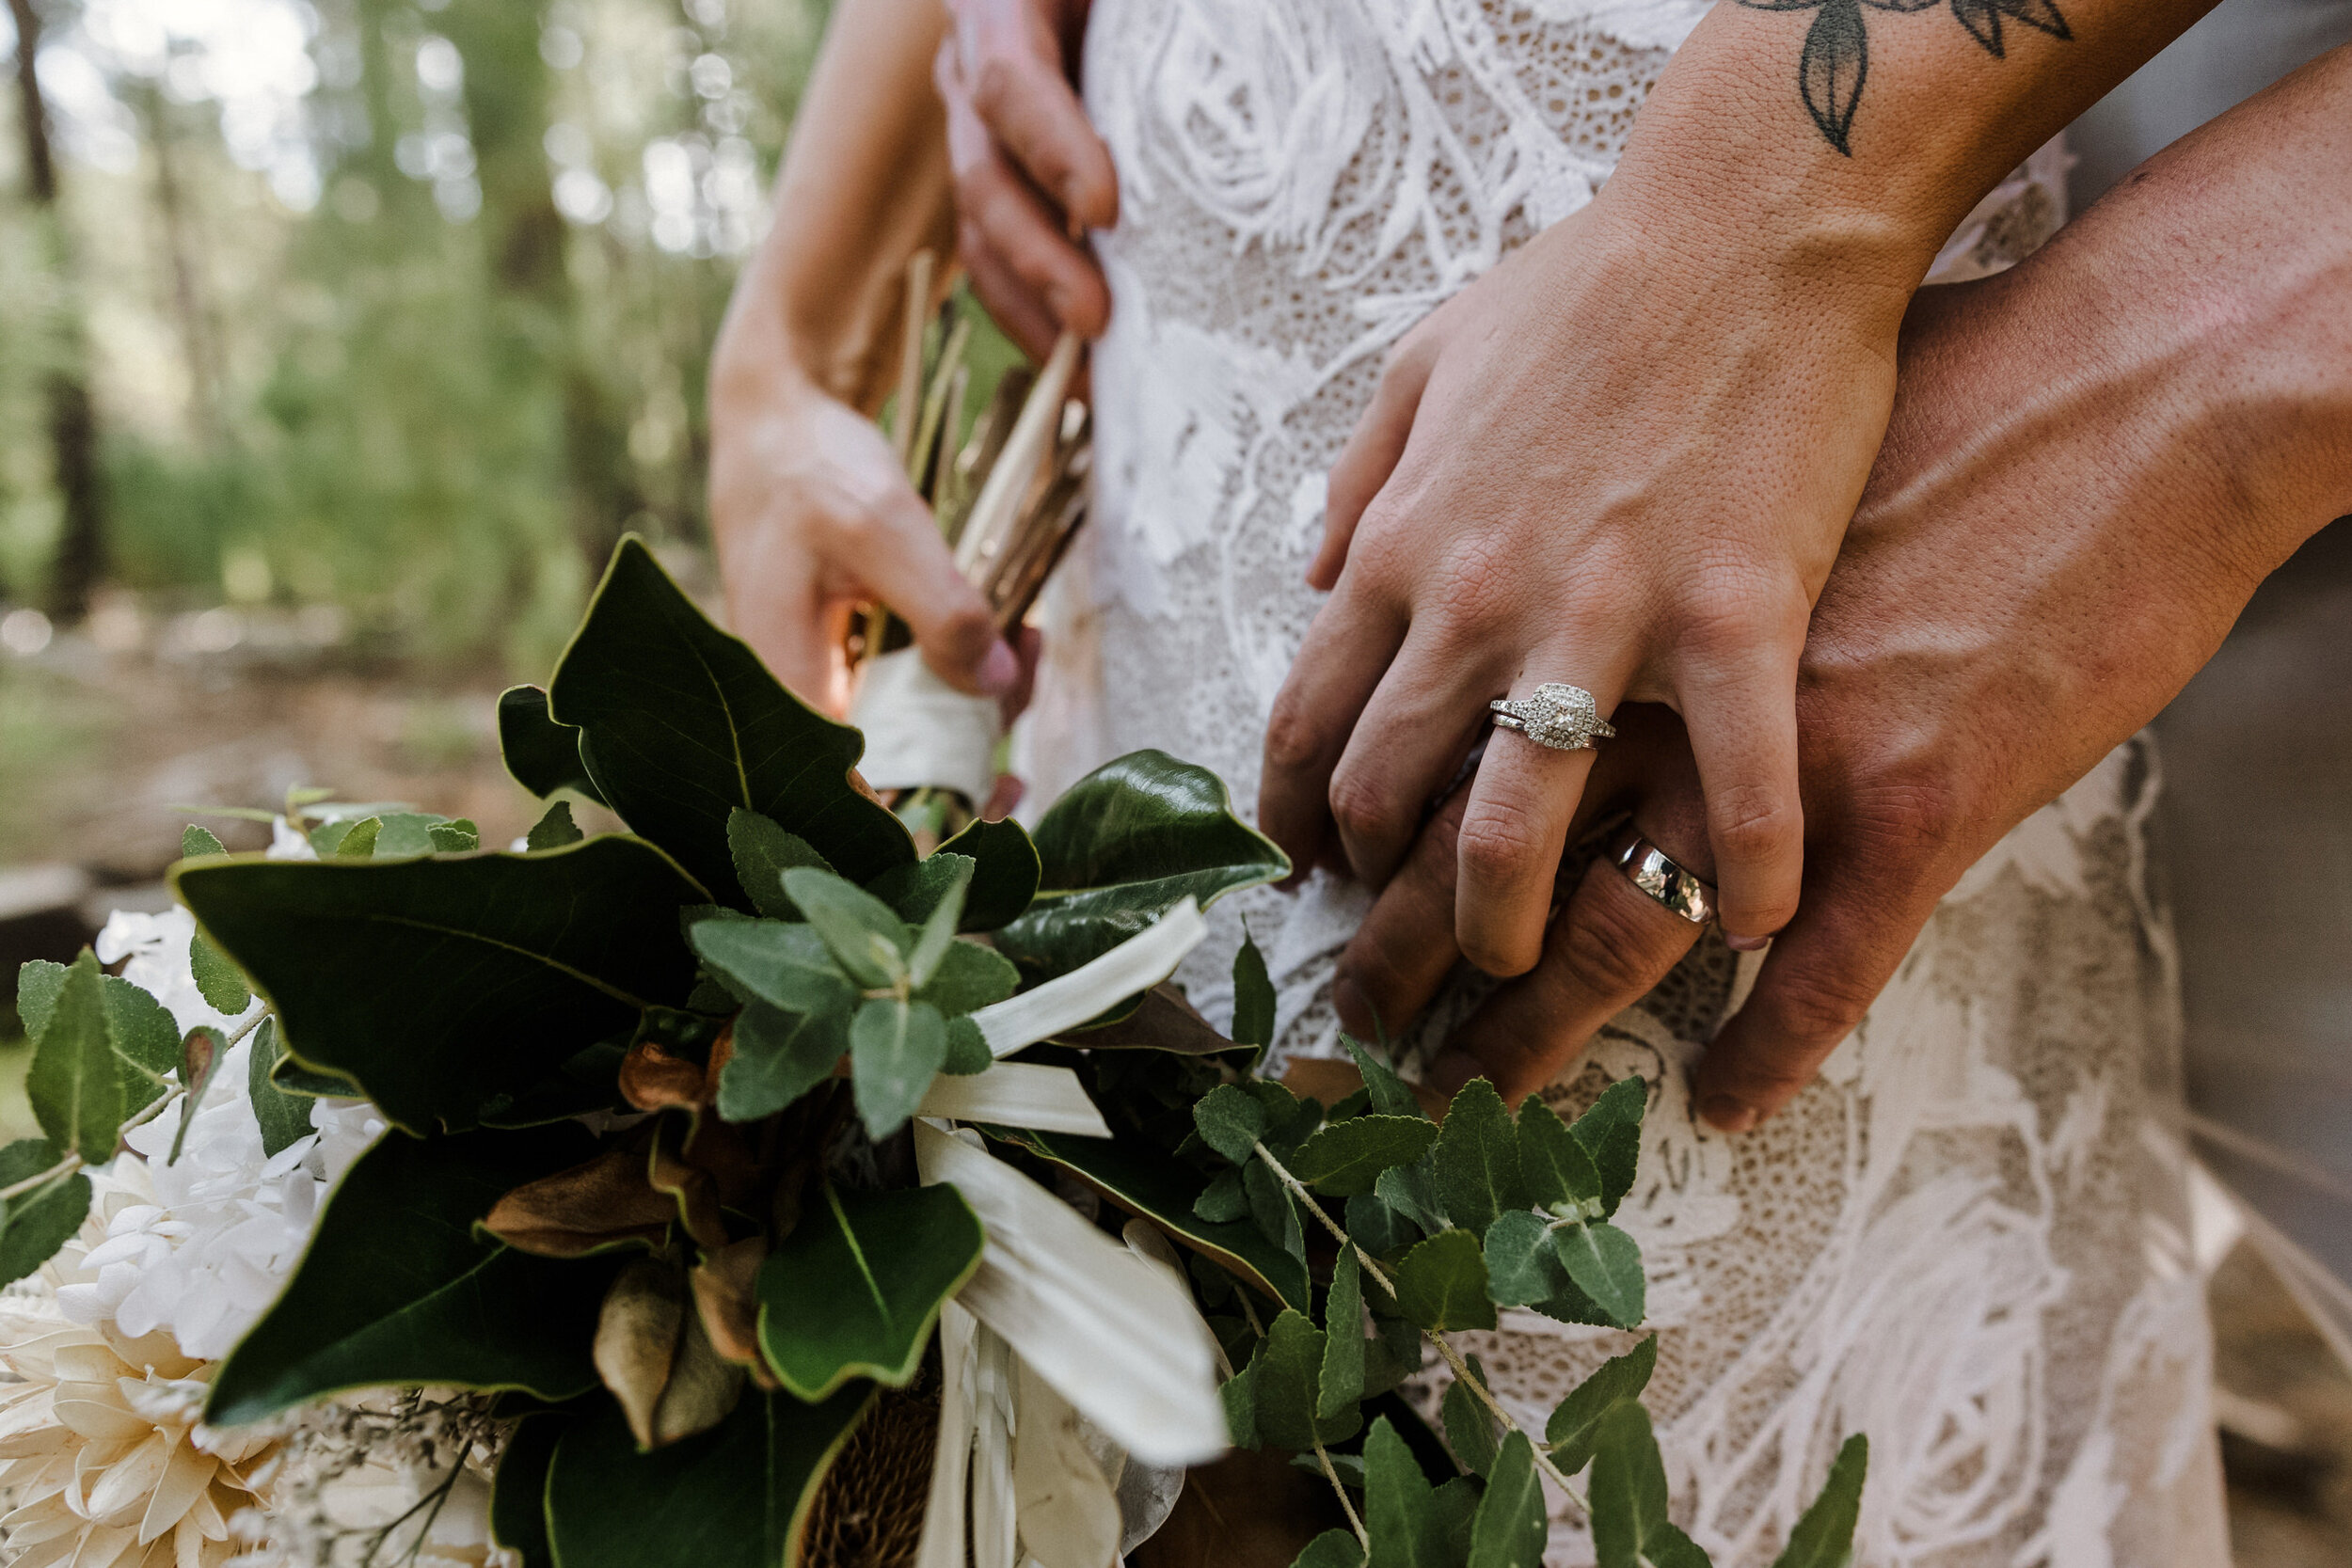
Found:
[718,1003,846,1122]
[1549,1221,1645,1329]
[0,1139,88,1286]
[785,868,907,988]
[1468,1432,1549,1568]
[1589,1402,1711,1568]
[1232,927,1276,1052]
[247,1019,316,1156]
[26,954,123,1162]
[1249,1308,1359,1449]
[1292,1529,1366,1568]
[1442,1355,1500,1478]
[527,800,584,851]
[547,538,914,901]
[911,940,1017,1017]
[15,958,65,1041]
[755,1184,983,1401]
[175,838,704,1134]
[1571,1077,1647,1219]
[207,1125,614,1426]
[1544,1336,1657,1474]
[1289,1116,1438,1198]
[1318,1245,1365,1421]
[1393,1229,1496,1333]
[1518,1096,1601,1217]
[1363,1415,1478,1568]
[545,1384,871,1568]
[1434,1080,1527,1238]
[993,751,1288,977]
[726,809,830,919]
[940,1015,991,1075]
[1772,1435,1868,1568]
[498,684,608,806]
[849,998,945,1140]
[188,932,252,1017]
[690,919,854,1018]
[1244,1157,1304,1264]
[1193,1083,1267,1164]
[1482,1210,1569,1308]
[489,1410,567,1568]
[182,824,227,858]
[932,816,1041,931]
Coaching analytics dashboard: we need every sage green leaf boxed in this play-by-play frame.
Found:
[934,815,1041,931]
[1343,1035,1429,1120]
[1375,1159,1445,1237]
[993,750,1289,977]
[1195,1168,1247,1223]
[1518,1096,1601,1217]
[168,1026,227,1165]
[1590,1402,1709,1568]
[1247,1077,1323,1160]
[866,850,972,925]
[726,807,830,919]
[15,958,64,1040]
[690,919,853,1018]
[0,1139,88,1286]
[374,813,466,858]
[545,1383,871,1568]
[941,1015,990,1075]
[1318,1245,1364,1420]
[1772,1434,1867,1568]
[1343,1193,1419,1256]
[527,800,583,851]
[1546,1337,1658,1474]
[27,953,123,1162]
[1443,1355,1500,1478]
[498,684,608,806]
[182,824,227,858]
[1482,1210,1569,1308]
[850,998,946,1140]
[1468,1432,1548,1568]
[718,1003,847,1122]
[489,1410,566,1568]
[993,1127,1311,1310]
[1194,1083,1268,1164]
[1434,1079,1526,1237]
[912,939,1017,1016]
[1293,1529,1366,1568]
[1290,1116,1438,1198]
[1550,1221,1645,1329]
[755,1183,984,1401]
[1221,1360,1259,1448]
[547,538,914,900]
[321,816,383,858]
[100,974,181,1103]
[247,1018,314,1156]
[785,868,907,988]
[188,932,252,1017]
[428,819,481,852]
[176,838,704,1135]
[1363,1415,1477,1568]
[207,1125,613,1426]
[1232,927,1276,1051]
[1250,1308,1359,1449]
[1571,1077,1647,1218]
[903,859,972,988]
[1244,1156,1305,1263]
[1393,1229,1496,1332]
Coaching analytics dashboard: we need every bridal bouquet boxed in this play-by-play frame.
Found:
[0,537,1866,1568]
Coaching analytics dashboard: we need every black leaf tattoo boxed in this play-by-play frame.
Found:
[1739,0,2073,153]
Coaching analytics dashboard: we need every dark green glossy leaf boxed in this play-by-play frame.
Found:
[1442,1355,1500,1478]
[933,816,1041,931]
[1364,1416,1477,1568]
[1482,1211,1568,1308]
[548,538,913,899]
[993,751,1287,976]
[0,1140,87,1286]
[248,1018,317,1156]
[272,1049,364,1100]
[188,932,251,1016]
[1518,1096,1601,1217]
[208,1125,613,1426]
[1232,927,1276,1051]
[1343,1036,1429,1121]
[545,1383,871,1568]
[182,824,227,858]
[1590,1402,1710,1568]
[498,684,607,806]
[1194,1083,1267,1164]
[175,837,704,1134]
[849,998,945,1140]
[756,1184,983,1401]
[1393,1229,1495,1332]
[726,808,830,919]
[1772,1434,1867,1568]
[490,1410,567,1568]
[1546,1337,1657,1474]
[785,868,905,988]
[717,1003,846,1122]
[1571,1077,1647,1219]
[1318,1245,1364,1420]
[1434,1080,1526,1238]
[1468,1432,1548,1568]
[1290,1117,1438,1197]
[26,954,123,1161]
[1550,1221,1645,1329]
[1293,1529,1366,1568]
[690,919,854,1018]
[528,801,584,851]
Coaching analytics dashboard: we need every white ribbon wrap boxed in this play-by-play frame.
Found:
[849,646,1002,804]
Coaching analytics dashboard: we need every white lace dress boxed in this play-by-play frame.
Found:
[1013,2,2233,1561]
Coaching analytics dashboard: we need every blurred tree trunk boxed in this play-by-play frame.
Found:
[130,79,226,448]
[7,0,105,618]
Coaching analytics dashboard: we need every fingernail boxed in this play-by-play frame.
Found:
[1725,932,1773,953]
[977,640,1020,696]
[1699,1093,1758,1133]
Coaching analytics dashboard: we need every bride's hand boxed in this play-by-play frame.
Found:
[1259,194,1911,967]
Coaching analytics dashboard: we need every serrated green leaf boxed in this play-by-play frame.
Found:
[993,751,1288,978]
[545,1384,871,1568]
[247,1018,314,1156]
[1393,1229,1495,1332]
[176,838,704,1135]
[1435,1080,1526,1238]
[1194,1083,1268,1164]
[548,538,914,902]
[528,800,584,851]
[1318,1245,1365,1420]
[373,814,466,858]
[1572,1077,1647,1218]
[1232,927,1276,1050]
[1292,1528,1366,1568]
[717,1003,846,1122]
[1482,1210,1569,1307]
[326,816,382,858]
[1550,1221,1645,1329]
[26,954,123,1162]
[1590,1402,1709,1568]
[1248,1078,1322,1160]
[1468,1432,1548,1568]
[15,958,65,1041]
[1244,1156,1305,1263]
[1251,1308,1359,1449]
[428,819,481,852]
[1518,1096,1600,1216]
[489,1410,566,1568]
[911,939,1017,1015]
[207,1125,614,1426]
[849,998,945,1140]
[1196,1167,1248,1223]
[168,1026,227,1164]
[498,684,608,806]
[1221,1359,1259,1448]
[1443,1355,1500,1478]
[182,824,227,858]
[940,1015,990,1075]
[0,1138,87,1286]
[755,1184,983,1401]
[1364,1416,1476,1568]
[1290,1116,1439,1197]
[1344,1192,1420,1256]
[724,808,830,919]
[1772,1434,1867,1568]
[1546,1337,1657,1474]
[100,975,180,1103]
[188,932,252,1017]
[785,868,906,988]
[1375,1158,1445,1237]
[1343,1036,1430,1121]
[690,919,853,1018]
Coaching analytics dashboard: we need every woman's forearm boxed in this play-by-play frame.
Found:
[713,0,956,417]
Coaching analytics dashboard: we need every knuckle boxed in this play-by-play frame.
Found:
[1766,968,1877,1048]
[1454,809,1538,892]
[967,55,1030,121]
[1551,888,1671,1001]
[1262,697,1333,775]
[1327,768,1402,849]
[1709,784,1799,867]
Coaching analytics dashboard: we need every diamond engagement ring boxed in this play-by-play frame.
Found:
[1487,683,1617,752]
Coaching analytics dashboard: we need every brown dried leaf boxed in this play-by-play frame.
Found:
[691,1236,779,1390]
[619,1037,707,1113]
[483,1146,675,1258]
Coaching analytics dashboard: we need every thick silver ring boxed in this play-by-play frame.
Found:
[1488,683,1617,752]
[1613,832,1717,926]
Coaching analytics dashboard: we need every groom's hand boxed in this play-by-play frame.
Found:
[1333,48,2352,1125]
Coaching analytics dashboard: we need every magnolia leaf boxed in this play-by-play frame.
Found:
[1572,1077,1647,1218]
[1363,1415,1479,1568]
[1343,1035,1429,1120]
[1293,1530,1366,1568]
[1590,1402,1711,1568]
[188,932,252,1016]
[26,954,123,1162]
[1194,1083,1267,1165]
[786,868,907,988]
[481,1038,631,1131]
[528,800,584,851]
[993,751,1288,977]
[716,1003,846,1123]
[207,1125,616,1426]
[941,1014,991,1074]
[904,859,974,988]
[1550,1221,1645,1329]
[545,1383,872,1568]
[596,1256,689,1446]
[176,838,704,1134]
[1434,1079,1526,1237]
[167,1026,228,1165]
[1318,1245,1365,1420]
[1244,1157,1304,1263]
[912,941,1019,1016]
[0,1139,89,1287]
[182,824,227,858]
[246,1018,314,1157]
[1772,1434,1868,1568]
[1468,1432,1548,1568]
[1394,1229,1496,1332]
[850,998,946,1139]
[1518,1096,1600,1216]
[726,808,828,919]
[1249,1309,1359,1449]
[1443,1355,1501,1479]
[866,850,973,926]
[498,684,608,806]
[548,537,913,900]
[489,1411,567,1568]
[1547,1337,1658,1475]
[483,1146,677,1259]
[1289,1116,1438,1197]
[1482,1210,1569,1308]
[756,1184,983,1401]
[690,919,854,1018]
[1064,982,1235,1054]
[1232,927,1276,1052]
[933,815,1041,931]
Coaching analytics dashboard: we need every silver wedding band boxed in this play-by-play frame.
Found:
[1613,832,1717,926]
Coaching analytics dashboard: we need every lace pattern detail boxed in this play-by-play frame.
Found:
[1022,1,2228,1560]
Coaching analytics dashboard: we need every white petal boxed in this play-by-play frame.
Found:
[913,1302,977,1568]
[84,1434,170,1528]
[916,1065,1110,1138]
[970,1326,1018,1568]
[967,899,1206,1058]
[1010,1358,1121,1568]
[137,1441,213,1544]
